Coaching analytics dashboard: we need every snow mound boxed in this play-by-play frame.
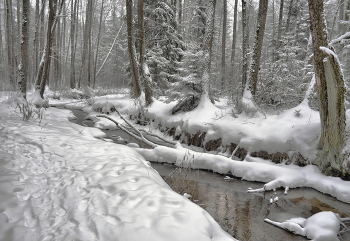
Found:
[265,211,341,241]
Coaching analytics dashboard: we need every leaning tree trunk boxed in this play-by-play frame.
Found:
[201,0,216,96]
[308,0,349,178]
[126,0,141,98]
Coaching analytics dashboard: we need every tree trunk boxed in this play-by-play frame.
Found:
[70,0,78,89]
[4,0,17,88]
[201,0,216,96]
[286,0,294,32]
[34,0,57,99]
[308,0,348,178]
[79,0,94,87]
[93,1,104,88]
[276,0,284,50]
[126,0,141,98]
[247,0,269,96]
[138,0,153,106]
[221,0,227,92]
[241,0,249,92]
[178,0,183,36]
[18,0,29,100]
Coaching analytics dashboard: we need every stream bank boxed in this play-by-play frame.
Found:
[66,107,350,241]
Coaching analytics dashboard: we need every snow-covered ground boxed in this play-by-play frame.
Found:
[1,89,350,240]
[0,99,235,241]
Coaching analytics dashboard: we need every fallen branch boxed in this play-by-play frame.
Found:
[96,114,157,148]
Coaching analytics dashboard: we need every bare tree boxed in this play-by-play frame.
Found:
[276,0,284,50]
[18,0,30,100]
[241,0,249,92]
[4,0,17,88]
[221,0,227,92]
[308,0,348,177]
[247,0,269,96]
[138,0,153,106]
[126,0,141,98]
[70,0,79,89]
[201,0,216,96]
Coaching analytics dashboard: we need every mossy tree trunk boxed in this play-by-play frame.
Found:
[308,0,349,178]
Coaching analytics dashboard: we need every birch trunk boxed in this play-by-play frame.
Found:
[18,0,29,100]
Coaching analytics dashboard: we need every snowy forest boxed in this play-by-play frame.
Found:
[1,0,350,240]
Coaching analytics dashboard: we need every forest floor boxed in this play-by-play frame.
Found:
[0,89,350,241]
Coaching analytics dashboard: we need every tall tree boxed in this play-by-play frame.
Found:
[34,0,58,101]
[18,0,30,100]
[138,0,153,106]
[308,0,348,177]
[201,0,216,96]
[126,0,141,98]
[241,0,249,92]
[70,0,78,89]
[221,0,227,92]
[247,0,269,96]
[4,0,17,88]
[79,0,94,87]
[276,0,284,50]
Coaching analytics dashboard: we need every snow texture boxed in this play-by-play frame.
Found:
[0,102,235,241]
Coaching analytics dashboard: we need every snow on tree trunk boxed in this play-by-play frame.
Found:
[138,0,153,106]
[126,0,141,99]
[241,0,249,93]
[18,0,29,100]
[308,0,349,178]
[247,0,268,96]
[201,0,216,96]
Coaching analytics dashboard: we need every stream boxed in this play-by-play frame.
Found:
[66,107,350,241]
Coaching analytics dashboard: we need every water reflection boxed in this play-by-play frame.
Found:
[154,162,350,241]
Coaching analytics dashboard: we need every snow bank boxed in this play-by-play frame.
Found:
[135,145,350,203]
[0,103,235,241]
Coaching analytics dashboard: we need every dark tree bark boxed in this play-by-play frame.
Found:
[70,0,78,89]
[308,0,348,178]
[221,0,227,92]
[79,0,94,87]
[93,1,104,88]
[4,0,17,88]
[126,0,141,98]
[286,0,294,32]
[276,0,284,50]
[18,0,30,100]
[201,0,216,95]
[178,0,183,36]
[241,0,249,92]
[34,0,58,99]
[247,0,269,95]
[138,0,153,106]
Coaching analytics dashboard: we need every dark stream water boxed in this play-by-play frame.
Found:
[66,107,350,241]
